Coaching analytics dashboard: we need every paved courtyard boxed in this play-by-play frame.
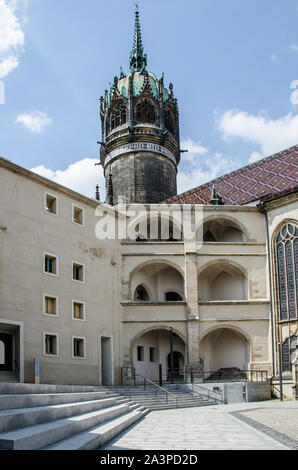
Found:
[102,401,298,450]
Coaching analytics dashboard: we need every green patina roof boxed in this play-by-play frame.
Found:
[110,71,169,105]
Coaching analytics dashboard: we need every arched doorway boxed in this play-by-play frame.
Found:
[132,329,186,382]
[167,351,184,380]
[0,333,13,372]
[200,327,250,378]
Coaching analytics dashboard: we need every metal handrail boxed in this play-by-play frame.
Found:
[271,384,287,399]
[135,374,179,408]
[191,383,224,403]
[191,369,268,383]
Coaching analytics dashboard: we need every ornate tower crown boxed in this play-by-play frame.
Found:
[99,7,180,205]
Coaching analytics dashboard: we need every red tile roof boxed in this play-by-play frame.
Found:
[164,145,298,205]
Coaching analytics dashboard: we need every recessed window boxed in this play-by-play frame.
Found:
[45,193,58,215]
[44,295,58,316]
[149,347,156,362]
[137,346,144,362]
[73,205,84,226]
[72,262,85,282]
[165,291,183,301]
[44,333,58,356]
[72,301,85,320]
[73,337,86,359]
[44,254,58,275]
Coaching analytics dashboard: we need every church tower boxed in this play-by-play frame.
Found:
[99,7,180,205]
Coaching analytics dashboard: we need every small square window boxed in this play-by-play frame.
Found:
[149,347,156,363]
[137,346,144,362]
[73,337,85,358]
[44,334,58,356]
[44,296,57,315]
[73,301,85,320]
[44,254,58,275]
[45,194,57,215]
[73,206,84,225]
[72,263,84,282]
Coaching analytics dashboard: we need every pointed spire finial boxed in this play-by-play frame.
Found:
[209,183,224,205]
[95,184,100,201]
[130,5,147,73]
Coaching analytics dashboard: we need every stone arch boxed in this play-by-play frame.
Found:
[200,323,251,342]
[200,325,251,373]
[130,211,183,241]
[130,326,186,381]
[134,283,151,301]
[130,258,185,280]
[198,259,248,301]
[130,260,185,302]
[197,258,248,278]
[196,215,247,242]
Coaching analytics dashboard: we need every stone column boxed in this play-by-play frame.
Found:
[184,235,202,382]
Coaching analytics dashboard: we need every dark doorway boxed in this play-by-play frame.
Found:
[0,333,13,371]
[167,350,184,380]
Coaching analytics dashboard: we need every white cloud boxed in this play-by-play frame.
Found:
[177,138,236,194]
[0,54,18,78]
[270,54,277,62]
[0,0,26,78]
[248,151,264,163]
[180,137,208,163]
[290,44,298,51]
[217,109,298,157]
[31,158,105,200]
[16,111,52,133]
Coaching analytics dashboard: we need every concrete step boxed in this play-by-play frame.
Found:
[0,391,119,411]
[0,372,18,383]
[0,402,134,450]
[0,397,130,433]
[0,383,104,395]
[43,407,149,450]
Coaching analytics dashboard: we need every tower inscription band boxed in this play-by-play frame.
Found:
[104,142,176,168]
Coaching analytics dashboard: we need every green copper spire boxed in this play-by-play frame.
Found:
[209,183,224,205]
[130,5,147,73]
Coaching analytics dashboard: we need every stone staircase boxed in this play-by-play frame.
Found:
[0,372,18,383]
[0,383,149,450]
[107,384,217,410]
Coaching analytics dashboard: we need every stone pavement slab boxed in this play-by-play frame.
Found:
[101,401,296,450]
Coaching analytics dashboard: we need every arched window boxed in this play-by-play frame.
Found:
[134,285,150,301]
[110,104,127,131]
[275,222,298,321]
[165,291,183,301]
[282,335,297,372]
[164,109,174,134]
[135,100,156,124]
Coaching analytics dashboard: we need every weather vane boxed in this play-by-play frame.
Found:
[135,3,139,10]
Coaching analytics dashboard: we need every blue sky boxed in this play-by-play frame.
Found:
[0,0,297,198]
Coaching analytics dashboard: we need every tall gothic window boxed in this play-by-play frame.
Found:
[282,335,297,372]
[110,104,127,131]
[135,100,156,124]
[275,222,298,321]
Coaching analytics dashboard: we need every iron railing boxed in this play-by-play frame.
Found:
[191,369,268,383]
[135,374,179,408]
[191,383,224,404]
